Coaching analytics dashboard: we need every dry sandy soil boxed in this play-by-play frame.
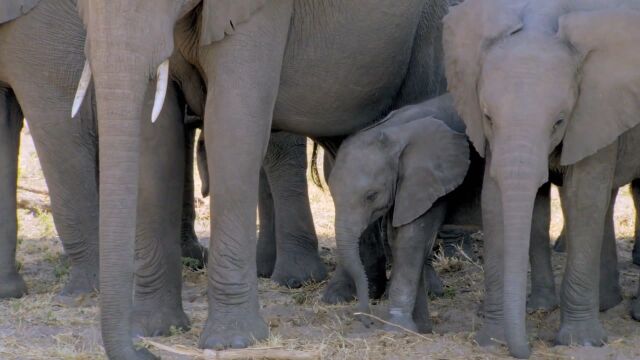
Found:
[2,130,640,359]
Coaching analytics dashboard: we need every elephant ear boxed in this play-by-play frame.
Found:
[391,118,470,227]
[200,0,267,46]
[443,0,527,157]
[0,0,40,25]
[558,8,640,165]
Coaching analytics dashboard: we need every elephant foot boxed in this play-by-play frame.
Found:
[322,269,356,304]
[386,312,419,333]
[270,252,327,288]
[60,266,98,297]
[256,252,276,278]
[475,319,506,347]
[131,301,190,338]
[0,272,28,299]
[555,318,607,347]
[527,287,558,313]
[199,307,268,350]
[424,265,444,298]
[181,234,208,270]
[599,284,623,312]
[631,297,640,321]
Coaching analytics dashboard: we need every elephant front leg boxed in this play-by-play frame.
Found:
[263,132,327,288]
[631,179,640,265]
[0,90,27,299]
[556,145,616,347]
[599,191,622,312]
[257,168,277,277]
[131,83,189,338]
[199,1,292,349]
[387,205,445,333]
[528,182,558,312]
[180,126,208,269]
[476,151,507,347]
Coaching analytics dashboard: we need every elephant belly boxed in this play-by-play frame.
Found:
[272,0,426,137]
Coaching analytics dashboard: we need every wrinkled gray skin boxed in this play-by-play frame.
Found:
[0,1,210,304]
[76,0,449,356]
[329,99,471,333]
[444,0,640,357]
[554,181,640,267]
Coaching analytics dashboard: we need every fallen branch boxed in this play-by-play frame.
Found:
[353,312,433,342]
[141,338,321,360]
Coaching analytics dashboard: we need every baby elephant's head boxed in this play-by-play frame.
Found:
[329,115,470,314]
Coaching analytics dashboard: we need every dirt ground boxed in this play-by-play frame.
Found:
[2,130,640,359]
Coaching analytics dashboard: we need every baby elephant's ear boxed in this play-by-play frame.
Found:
[558,8,640,165]
[200,0,267,46]
[0,0,40,25]
[392,118,470,227]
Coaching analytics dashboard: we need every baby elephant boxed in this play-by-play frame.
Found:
[329,95,470,332]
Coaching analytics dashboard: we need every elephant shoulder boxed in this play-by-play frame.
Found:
[0,0,40,25]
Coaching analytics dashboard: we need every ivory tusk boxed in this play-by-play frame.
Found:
[151,60,170,123]
[71,60,92,118]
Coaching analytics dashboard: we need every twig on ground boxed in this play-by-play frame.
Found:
[141,338,321,359]
[353,312,433,342]
[17,198,51,213]
[454,244,483,271]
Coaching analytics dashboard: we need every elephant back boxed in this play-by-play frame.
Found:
[0,0,40,26]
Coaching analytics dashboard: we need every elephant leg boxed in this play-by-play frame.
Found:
[476,151,506,347]
[424,256,444,298]
[556,145,616,347]
[180,126,208,269]
[0,89,27,299]
[387,204,444,333]
[263,132,327,288]
[130,83,189,337]
[632,279,640,321]
[631,179,640,266]
[23,100,100,298]
[199,2,292,349]
[257,168,277,277]
[528,182,558,312]
[599,190,622,312]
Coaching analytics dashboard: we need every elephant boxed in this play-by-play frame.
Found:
[328,96,471,333]
[554,181,640,269]
[74,0,450,356]
[443,0,640,357]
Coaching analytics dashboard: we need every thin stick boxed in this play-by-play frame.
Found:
[141,338,320,360]
[454,244,483,271]
[353,312,433,342]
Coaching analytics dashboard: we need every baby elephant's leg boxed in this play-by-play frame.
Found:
[387,203,445,333]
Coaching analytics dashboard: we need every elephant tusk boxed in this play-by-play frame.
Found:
[71,60,92,118]
[151,60,170,123]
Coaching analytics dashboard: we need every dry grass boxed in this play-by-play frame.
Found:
[2,133,640,359]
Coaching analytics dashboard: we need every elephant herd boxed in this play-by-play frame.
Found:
[2,0,640,359]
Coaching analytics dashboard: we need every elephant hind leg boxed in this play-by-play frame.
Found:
[0,89,27,299]
[631,179,640,266]
[599,190,622,312]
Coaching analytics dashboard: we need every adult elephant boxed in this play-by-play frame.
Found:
[74,0,448,357]
[444,0,640,357]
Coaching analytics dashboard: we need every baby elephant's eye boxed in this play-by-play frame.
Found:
[553,118,565,132]
[365,191,378,203]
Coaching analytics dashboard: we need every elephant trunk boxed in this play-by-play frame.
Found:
[492,140,548,359]
[335,220,373,325]
[91,46,151,358]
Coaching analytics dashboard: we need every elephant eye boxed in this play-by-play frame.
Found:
[365,191,378,203]
[553,118,565,132]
